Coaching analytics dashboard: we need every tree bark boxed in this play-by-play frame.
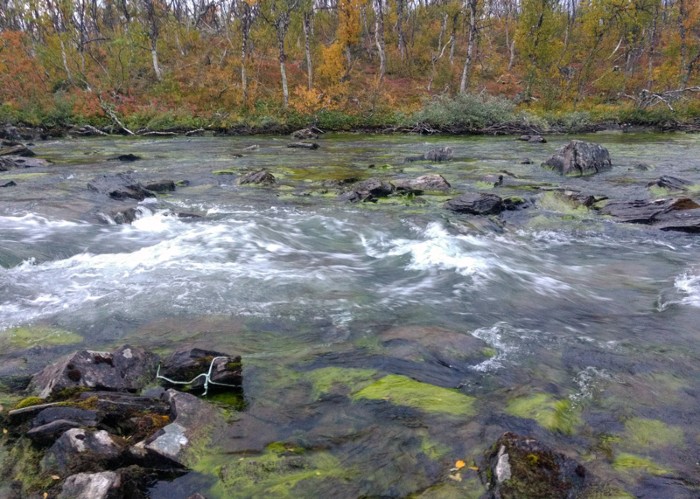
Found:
[460,0,478,94]
[276,15,290,109]
[396,0,406,61]
[374,0,386,81]
[303,10,313,89]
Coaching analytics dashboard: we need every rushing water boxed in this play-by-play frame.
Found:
[1,133,700,497]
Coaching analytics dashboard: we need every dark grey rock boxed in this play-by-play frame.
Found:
[393,174,451,193]
[108,154,141,162]
[340,178,395,202]
[1,180,17,187]
[405,146,453,163]
[58,471,121,499]
[0,144,35,157]
[28,419,92,445]
[287,141,319,150]
[238,169,276,186]
[484,432,587,499]
[519,134,546,143]
[601,197,700,224]
[42,428,123,475]
[521,158,534,164]
[445,192,504,215]
[30,345,159,399]
[87,173,155,201]
[144,180,176,193]
[0,155,51,170]
[647,176,692,191]
[158,348,242,392]
[291,127,322,140]
[542,140,612,176]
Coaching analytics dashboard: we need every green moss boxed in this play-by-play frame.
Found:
[0,325,82,352]
[506,393,580,434]
[0,438,54,494]
[352,374,476,417]
[0,172,50,181]
[418,432,451,461]
[537,191,589,216]
[212,168,238,175]
[306,367,377,400]
[482,347,498,358]
[622,418,684,451]
[194,446,354,498]
[612,453,670,475]
[13,397,45,410]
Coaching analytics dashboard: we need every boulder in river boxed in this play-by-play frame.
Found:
[445,192,504,215]
[30,345,159,399]
[144,180,176,193]
[393,174,451,193]
[0,155,51,170]
[238,169,277,186]
[87,172,155,201]
[405,146,454,163]
[483,432,587,499]
[339,178,395,202]
[0,144,35,157]
[287,141,319,150]
[1,180,17,187]
[291,127,323,140]
[542,140,611,176]
[518,134,547,143]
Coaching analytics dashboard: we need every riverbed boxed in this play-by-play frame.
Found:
[1,132,699,497]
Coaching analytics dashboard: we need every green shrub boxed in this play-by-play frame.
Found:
[413,93,519,132]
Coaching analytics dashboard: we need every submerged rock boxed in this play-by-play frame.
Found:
[30,345,159,399]
[483,432,587,499]
[144,180,176,193]
[287,141,319,150]
[87,173,155,201]
[542,140,611,176]
[445,192,504,215]
[238,169,276,186]
[518,134,547,143]
[108,153,142,162]
[1,180,17,187]
[0,144,35,157]
[0,155,51,170]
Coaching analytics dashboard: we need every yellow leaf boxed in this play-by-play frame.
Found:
[455,459,466,470]
[468,465,479,471]
[51,475,61,480]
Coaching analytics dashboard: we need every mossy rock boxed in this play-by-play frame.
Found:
[306,367,377,400]
[622,417,684,451]
[506,393,580,434]
[352,374,476,417]
[0,326,82,352]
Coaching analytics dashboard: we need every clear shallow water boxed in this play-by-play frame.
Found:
[1,133,700,497]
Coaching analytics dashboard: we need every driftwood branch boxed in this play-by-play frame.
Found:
[99,98,134,135]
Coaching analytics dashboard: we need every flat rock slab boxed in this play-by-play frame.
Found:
[445,192,504,215]
[0,155,51,170]
[58,471,121,499]
[42,428,123,475]
[30,345,159,398]
[393,174,451,193]
[602,197,700,227]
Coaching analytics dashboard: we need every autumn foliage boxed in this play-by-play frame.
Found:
[0,0,698,129]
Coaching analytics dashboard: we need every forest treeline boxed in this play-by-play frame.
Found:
[0,0,699,132]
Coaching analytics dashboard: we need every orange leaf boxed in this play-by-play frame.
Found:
[455,460,466,470]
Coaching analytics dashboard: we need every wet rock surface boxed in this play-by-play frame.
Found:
[2,345,240,498]
[87,173,156,201]
[483,432,588,499]
[393,174,451,193]
[158,348,242,393]
[238,169,277,186]
[543,140,612,176]
[445,192,505,215]
[30,345,159,398]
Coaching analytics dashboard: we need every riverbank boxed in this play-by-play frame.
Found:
[3,94,700,140]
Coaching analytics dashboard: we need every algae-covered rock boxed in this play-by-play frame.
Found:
[484,432,587,499]
[622,417,684,451]
[612,452,670,476]
[0,325,83,353]
[352,374,476,416]
[506,393,580,434]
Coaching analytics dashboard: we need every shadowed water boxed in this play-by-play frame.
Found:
[1,133,700,497]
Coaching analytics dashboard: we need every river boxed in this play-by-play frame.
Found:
[1,132,699,497]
